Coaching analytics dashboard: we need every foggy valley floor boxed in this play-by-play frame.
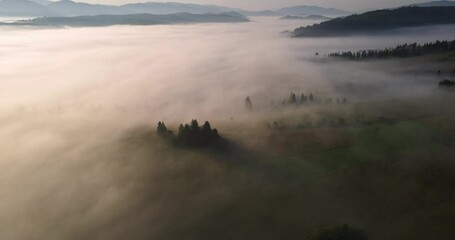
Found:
[0,18,455,240]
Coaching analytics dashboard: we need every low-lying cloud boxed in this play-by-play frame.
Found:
[0,18,454,240]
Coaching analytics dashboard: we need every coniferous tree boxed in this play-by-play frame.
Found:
[289,92,297,104]
[309,93,314,102]
[245,96,253,112]
[157,121,168,136]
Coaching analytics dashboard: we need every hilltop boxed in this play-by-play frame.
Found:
[280,15,332,21]
[293,7,455,37]
[411,0,455,7]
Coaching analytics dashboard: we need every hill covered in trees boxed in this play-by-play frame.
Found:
[157,120,224,149]
[293,7,455,37]
[11,12,248,27]
[280,15,332,21]
[328,39,455,60]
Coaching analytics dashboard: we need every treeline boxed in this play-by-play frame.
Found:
[274,92,347,107]
[157,120,223,148]
[329,39,455,60]
[439,79,455,87]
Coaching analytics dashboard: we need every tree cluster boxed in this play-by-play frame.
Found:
[439,79,455,87]
[278,92,347,107]
[289,92,315,104]
[157,120,222,148]
[329,40,455,60]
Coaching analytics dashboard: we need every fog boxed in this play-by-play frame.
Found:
[1,18,454,240]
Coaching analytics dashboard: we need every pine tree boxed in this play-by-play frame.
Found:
[245,96,253,112]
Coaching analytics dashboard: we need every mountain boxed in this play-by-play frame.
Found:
[293,7,455,37]
[0,0,59,17]
[47,0,132,16]
[278,5,350,16]
[239,10,281,16]
[17,12,249,27]
[120,2,236,15]
[30,0,51,5]
[0,1,350,19]
[411,0,455,7]
[280,15,332,21]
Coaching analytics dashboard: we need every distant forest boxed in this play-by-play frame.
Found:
[328,39,455,60]
[293,7,455,37]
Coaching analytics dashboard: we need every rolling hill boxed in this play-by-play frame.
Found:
[0,1,351,18]
[120,2,236,15]
[280,15,332,21]
[47,0,132,16]
[293,7,455,37]
[411,0,455,7]
[0,0,59,17]
[15,12,249,27]
[278,5,350,16]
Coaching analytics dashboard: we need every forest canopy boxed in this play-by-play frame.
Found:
[157,120,223,148]
[328,39,455,60]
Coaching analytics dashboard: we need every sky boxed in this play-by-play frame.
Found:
[50,0,435,11]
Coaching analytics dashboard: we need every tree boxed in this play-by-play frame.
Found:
[157,121,168,136]
[157,121,173,138]
[289,92,297,104]
[309,93,314,102]
[245,96,253,112]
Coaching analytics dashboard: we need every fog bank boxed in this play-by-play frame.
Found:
[1,18,454,239]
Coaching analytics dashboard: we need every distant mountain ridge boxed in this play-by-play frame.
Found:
[280,15,332,21]
[10,12,249,27]
[0,0,59,17]
[240,5,350,17]
[47,0,133,16]
[293,7,455,37]
[0,0,350,18]
[278,5,350,16]
[411,0,455,7]
[120,2,236,15]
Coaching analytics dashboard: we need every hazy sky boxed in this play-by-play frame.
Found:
[71,0,433,11]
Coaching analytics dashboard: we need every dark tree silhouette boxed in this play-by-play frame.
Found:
[329,39,455,60]
[156,121,173,138]
[439,79,455,87]
[289,92,297,104]
[157,120,224,148]
[309,93,315,102]
[245,96,253,112]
